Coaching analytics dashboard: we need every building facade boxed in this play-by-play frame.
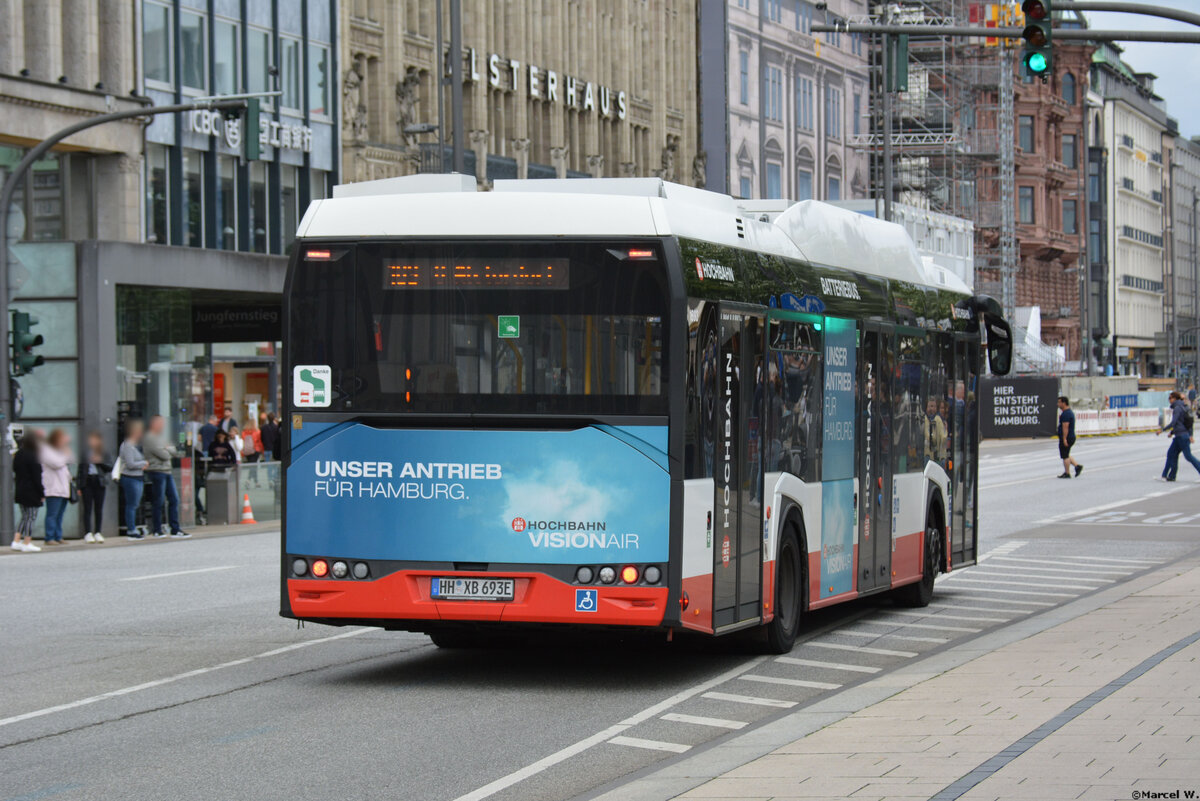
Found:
[340,0,698,186]
[702,0,868,201]
[1089,44,1171,376]
[1169,136,1200,381]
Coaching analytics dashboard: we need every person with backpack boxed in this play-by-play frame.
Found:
[1157,391,1200,481]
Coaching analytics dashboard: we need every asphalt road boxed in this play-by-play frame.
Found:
[1,432,1197,801]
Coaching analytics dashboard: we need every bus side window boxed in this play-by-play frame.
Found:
[766,317,822,483]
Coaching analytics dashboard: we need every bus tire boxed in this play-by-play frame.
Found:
[894,513,942,608]
[764,522,805,654]
[429,628,474,649]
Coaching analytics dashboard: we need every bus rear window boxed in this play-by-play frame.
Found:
[287,241,670,416]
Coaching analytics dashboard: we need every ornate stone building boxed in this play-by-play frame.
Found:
[340,1,699,186]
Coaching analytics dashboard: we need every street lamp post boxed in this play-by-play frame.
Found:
[0,97,250,545]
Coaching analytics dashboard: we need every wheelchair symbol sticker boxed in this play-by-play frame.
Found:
[575,589,597,613]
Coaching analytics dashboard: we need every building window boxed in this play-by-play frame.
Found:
[737,0,749,7]
[1063,199,1078,234]
[249,161,268,253]
[1062,72,1077,105]
[311,169,329,200]
[145,143,168,245]
[1062,134,1077,168]
[797,1,812,33]
[280,37,302,110]
[214,20,240,96]
[1019,186,1034,224]
[852,93,861,136]
[183,150,204,247]
[1089,217,1102,258]
[143,1,172,85]
[739,175,752,198]
[797,168,813,200]
[1019,115,1034,152]
[824,85,841,139]
[1089,160,1102,202]
[308,44,331,117]
[827,175,841,201]
[765,0,782,23]
[217,156,237,250]
[766,162,782,199]
[248,28,271,100]
[179,11,206,92]
[764,66,783,122]
[796,76,814,130]
[281,165,299,252]
[739,51,750,105]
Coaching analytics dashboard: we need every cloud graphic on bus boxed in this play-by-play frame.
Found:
[498,461,612,530]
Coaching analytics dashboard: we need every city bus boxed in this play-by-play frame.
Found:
[280,175,1012,653]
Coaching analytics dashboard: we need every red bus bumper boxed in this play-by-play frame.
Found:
[287,570,670,627]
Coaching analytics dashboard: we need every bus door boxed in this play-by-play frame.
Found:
[858,322,894,594]
[712,304,765,630]
[950,334,980,566]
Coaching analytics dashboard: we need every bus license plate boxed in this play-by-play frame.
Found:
[431,577,515,601]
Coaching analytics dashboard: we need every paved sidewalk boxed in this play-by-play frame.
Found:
[599,560,1200,801]
[1,519,279,555]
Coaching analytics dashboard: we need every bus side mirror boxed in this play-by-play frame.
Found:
[984,314,1013,376]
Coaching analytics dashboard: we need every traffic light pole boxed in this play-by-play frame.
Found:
[813,24,1200,44]
[0,98,246,546]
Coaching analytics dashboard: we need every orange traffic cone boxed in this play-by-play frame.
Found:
[240,493,258,524]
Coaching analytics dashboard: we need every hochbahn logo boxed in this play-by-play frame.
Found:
[695,257,735,282]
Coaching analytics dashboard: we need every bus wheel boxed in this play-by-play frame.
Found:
[429,628,475,649]
[764,523,805,654]
[895,517,942,608]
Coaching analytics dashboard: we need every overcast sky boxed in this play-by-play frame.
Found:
[1084,1,1200,138]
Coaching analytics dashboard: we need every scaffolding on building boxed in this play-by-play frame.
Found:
[858,0,1018,321]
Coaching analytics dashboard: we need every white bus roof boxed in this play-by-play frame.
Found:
[301,175,969,295]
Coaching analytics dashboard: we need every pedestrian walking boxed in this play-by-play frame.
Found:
[220,410,238,433]
[260,413,279,462]
[78,431,112,543]
[143,415,191,539]
[11,431,44,552]
[1056,396,1083,479]
[228,425,244,463]
[199,415,220,453]
[118,419,149,538]
[40,429,76,544]
[241,421,263,463]
[1157,391,1200,481]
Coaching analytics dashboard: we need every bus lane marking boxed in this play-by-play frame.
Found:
[661,713,748,730]
[119,565,240,582]
[608,735,691,754]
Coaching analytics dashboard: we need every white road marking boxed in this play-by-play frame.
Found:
[941,585,1067,601]
[951,572,1108,588]
[739,674,842,690]
[940,576,1092,593]
[856,619,981,633]
[119,565,240,582]
[0,627,370,729]
[451,657,766,801]
[929,602,1030,615]
[608,735,691,754]
[805,641,917,658]
[776,657,882,674]
[885,610,1009,624]
[838,629,948,643]
[660,712,748,730]
[979,560,1130,576]
[701,691,797,708]
[1054,555,1160,566]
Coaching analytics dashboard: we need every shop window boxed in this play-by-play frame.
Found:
[143,1,171,86]
[183,150,204,247]
[146,143,169,245]
[180,11,206,92]
[217,156,237,250]
[249,161,268,254]
[280,166,298,253]
[280,37,302,110]
[214,19,240,96]
[308,44,330,117]
[247,28,272,101]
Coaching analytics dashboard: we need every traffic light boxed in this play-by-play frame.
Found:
[11,311,44,375]
[1021,0,1052,79]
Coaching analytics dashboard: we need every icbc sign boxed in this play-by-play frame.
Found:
[511,517,527,532]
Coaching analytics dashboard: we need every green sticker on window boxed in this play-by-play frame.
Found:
[498,315,520,338]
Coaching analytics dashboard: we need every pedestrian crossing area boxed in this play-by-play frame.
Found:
[600,543,1160,759]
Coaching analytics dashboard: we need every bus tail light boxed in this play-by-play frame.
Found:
[627,249,656,260]
[575,566,595,584]
[680,591,690,611]
[352,562,370,579]
[311,559,329,578]
[305,249,333,260]
[643,566,661,584]
[292,558,308,577]
[620,565,639,584]
[332,561,349,579]
[598,566,616,584]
